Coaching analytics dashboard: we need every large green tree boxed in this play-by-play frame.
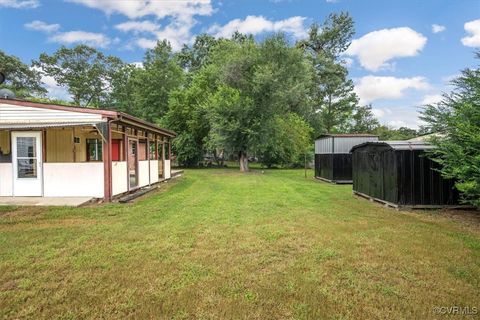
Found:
[161,68,216,166]
[347,104,380,133]
[206,34,313,171]
[35,45,124,107]
[299,13,359,135]
[176,34,218,74]
[0,50,46,97]
[130,40,184,122]
[420,52,480,208]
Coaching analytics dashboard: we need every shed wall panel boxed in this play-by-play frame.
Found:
[333,136,379,154]
[315,137,333,154]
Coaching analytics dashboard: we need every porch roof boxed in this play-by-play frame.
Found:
[0,98,176,137]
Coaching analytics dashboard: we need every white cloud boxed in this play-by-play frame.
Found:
[461,19,480,47]
[41,74,70,100]
[208,15,308,39]
[31,66,70,100]
[24,20,60,33]
[371,108,386,118]
[115,21,160,34]
[135,38,158,50]
[0,0,38,8]
[49,31,113,48]
[346,27,427,71]
[387,120,408,128]
[431,24,446,34]
[354,75,430,104]
[421,94,443,105]
[69,0,215,51]
[371,105,424,129]
[67,0,214,20]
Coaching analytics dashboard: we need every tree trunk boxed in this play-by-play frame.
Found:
[239,151,249,172]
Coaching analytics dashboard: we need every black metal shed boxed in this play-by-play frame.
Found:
[314,134,378,183]
[351,141,461,208]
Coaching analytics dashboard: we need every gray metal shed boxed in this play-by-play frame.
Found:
[314,134,378,183]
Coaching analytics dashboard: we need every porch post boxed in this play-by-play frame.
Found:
[103,121,112,202]
[147,131,151,186]
[168,138,171,160]
[162,139,165,179]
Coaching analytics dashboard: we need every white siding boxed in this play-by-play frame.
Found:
[0,163,13,196]
[150,160,159,183]
[43,163,104,197]
[138,160,150,187]
[112,161,128,196]
[164,160,171,179]
[0,103,103,124]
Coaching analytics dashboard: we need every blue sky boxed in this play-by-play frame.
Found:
[1,0,479,128]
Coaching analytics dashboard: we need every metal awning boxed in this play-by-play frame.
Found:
[0,121,106,129]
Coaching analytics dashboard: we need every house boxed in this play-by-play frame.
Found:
[0,98,175,202]
[350,141,461,209]
[314,134,378,183]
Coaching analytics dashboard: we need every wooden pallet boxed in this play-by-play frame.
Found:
[353,191,475,211]
[315,176,353,185]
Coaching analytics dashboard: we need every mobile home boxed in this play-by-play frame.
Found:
[0,98,175,202]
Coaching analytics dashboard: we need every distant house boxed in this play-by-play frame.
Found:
[351,140,460,208]
[314,134,378,183]
[0,98,175,202]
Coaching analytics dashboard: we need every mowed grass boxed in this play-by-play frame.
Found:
[0,169,479,319]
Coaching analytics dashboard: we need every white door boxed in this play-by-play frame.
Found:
[12,131,42,196]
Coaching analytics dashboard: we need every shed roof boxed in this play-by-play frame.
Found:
[316,133,378,140]
[350,141,436,152]
[0,98,176,137]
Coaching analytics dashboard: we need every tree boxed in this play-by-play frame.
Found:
[0,50,46,97]
[176,34,218,73]
[299,13,358,135]
[420,52,480,208]
[348,104,380,133]
[35,45,124,107]
[130,40,184,122]
[107,63,138,114]
[160,69,216,166]
[206,34,313,171]
[258,113,312,168]
[373,126,417,140]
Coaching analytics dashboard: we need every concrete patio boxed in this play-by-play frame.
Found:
[0,197,94,207]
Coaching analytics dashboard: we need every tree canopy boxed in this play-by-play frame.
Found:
[421,51,480,208]
[0,50,46,97]
[3,13,429,172]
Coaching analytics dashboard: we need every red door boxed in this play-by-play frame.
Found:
[112,139,121,161]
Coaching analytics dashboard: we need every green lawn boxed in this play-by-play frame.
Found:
[1,169,479,319]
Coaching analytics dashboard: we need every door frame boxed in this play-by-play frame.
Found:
[11,131,43,197]
[127,137,139,191]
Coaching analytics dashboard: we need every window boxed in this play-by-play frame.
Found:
[149,142,156,160]
[158,142,163,159]
[17,137,37,178]
[165,142,170,160]
[138,141,147,161]
[87,139,102,161]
